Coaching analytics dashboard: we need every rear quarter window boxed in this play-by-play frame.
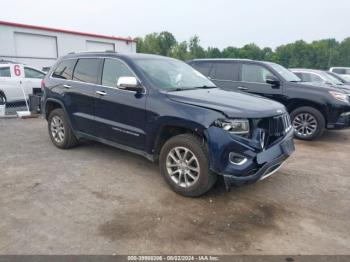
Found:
[0,67,11,77]
[52,59,77,80]
[190,62,212,76]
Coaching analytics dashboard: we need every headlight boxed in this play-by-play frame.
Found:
[329,91,349,103]
[215,119,250,135]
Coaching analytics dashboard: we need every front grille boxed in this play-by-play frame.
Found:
[269,113,292,136]
[253,113,292,148]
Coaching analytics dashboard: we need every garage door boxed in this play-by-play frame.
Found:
[14,32,58,58]
[86,40,115,52]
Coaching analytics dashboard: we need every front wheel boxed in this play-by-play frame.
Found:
[159,134,217,197]
[290,106,325,140]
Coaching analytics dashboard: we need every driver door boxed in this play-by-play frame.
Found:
[237,63,283,102]
[94,58,147,150]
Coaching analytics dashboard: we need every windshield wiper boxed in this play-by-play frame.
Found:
[167,86,216,92]
[195,85,217,89]
[290,80,301,83]
[166,88,188,92]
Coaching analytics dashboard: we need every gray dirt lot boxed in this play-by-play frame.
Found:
[0,117,349,255]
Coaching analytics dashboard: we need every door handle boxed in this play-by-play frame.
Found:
[96,91,107,96]
[238,86,248,91]
[63,84,71,89]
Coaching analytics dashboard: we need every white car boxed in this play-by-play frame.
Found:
[329,67,350,81]
[0,62,46,103]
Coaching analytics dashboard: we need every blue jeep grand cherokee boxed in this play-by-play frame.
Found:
[42,52,295,197]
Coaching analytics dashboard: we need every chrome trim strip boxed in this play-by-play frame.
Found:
[49,56,147,94]
[259,163,284,181]
[73,112,146,135]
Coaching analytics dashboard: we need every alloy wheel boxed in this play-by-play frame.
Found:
[50,116,65,143]
[166,146,200,188]
[292,113,318,137]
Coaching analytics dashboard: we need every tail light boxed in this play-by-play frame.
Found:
[41,80,45,90]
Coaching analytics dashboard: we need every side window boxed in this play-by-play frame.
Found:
[73,58,101,84]
[309,73,323,83]
[293,72,303,80]
[191,62,212,77]
[332,68,345,74]
[52,59,77,80]
[241,64,274,84]
[102,59,134,87]
[211,62,239,81]
[295,72,311,82]
[0,67,11,77]
[24,67,45,79]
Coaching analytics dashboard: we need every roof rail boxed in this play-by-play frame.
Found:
[67,50,117,55]
[0,59,17,64]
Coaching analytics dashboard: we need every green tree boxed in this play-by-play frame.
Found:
[238,43,264,60]
[206,47,222,58]
[158,31,177,56]
[136,31,350,68]
[221,46,240,58]
[189,35,206,59]
[170,41,190,61]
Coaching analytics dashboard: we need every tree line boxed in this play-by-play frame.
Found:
[136,32,350,69]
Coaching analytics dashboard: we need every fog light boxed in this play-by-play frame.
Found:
[229,152,248,165]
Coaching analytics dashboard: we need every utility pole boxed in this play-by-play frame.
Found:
[328,39,333,68]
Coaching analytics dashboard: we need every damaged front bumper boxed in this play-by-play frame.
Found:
[205,126,295,190]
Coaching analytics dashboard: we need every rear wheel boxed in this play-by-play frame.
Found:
[290,106,325,140]
[48,108,78,149]
[159,134,217,197]
[0,92,6,104]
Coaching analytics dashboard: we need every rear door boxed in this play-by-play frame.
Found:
[70,58,102,135]
[237,63,283,100]
[51,58,99,135]
[94,58,147,150]
[209,61,241,90]
[22,67,46,97]
[0,66,19,102]
[0,65,24,102]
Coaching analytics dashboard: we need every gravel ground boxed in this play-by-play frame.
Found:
[0,118,349,255]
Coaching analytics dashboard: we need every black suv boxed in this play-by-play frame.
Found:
[189,59,350,140]
[42,52,294,197]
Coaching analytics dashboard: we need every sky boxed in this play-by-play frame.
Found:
[1,0,349,49]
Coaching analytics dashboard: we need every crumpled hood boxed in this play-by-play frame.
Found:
[166,88,286,118]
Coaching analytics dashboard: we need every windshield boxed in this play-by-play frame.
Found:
[328,72,346,83]
[267,62,301,82]
[133,57,216,90]
[321,71,343,85]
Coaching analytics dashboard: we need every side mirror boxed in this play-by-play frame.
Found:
[117,77,143,92]
[266,75,280,88]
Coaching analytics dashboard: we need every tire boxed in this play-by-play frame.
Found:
[0,92,6,104]
[48,108,78,149]
[290,106,325,140]
[159,134,217,197]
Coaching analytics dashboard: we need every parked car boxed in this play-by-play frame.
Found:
[42,52,295,197]
[290,69,350,93]
[0,62,46,103]
[329,67,350,81]
[326,71,350,85]
[188,59,350,140]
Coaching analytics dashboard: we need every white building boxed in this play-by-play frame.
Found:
[0,20,137,69]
